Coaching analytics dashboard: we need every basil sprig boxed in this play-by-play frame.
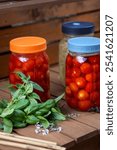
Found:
[0,72,65,133]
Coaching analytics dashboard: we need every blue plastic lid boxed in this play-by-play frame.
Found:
[62,21,95,35]
[68,37,100,53]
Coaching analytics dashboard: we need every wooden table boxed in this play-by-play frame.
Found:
[0,64,100,150]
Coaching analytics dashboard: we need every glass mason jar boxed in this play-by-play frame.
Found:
[65,37,100,111]
[9,36,50,102]
[59,21,95,86]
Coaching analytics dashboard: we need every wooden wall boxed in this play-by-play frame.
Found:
[0,0,100,78]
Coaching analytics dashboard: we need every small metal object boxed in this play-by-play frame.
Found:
[42,129,49,135]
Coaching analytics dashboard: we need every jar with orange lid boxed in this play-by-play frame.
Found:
[9,36,50,102]
[65,37,100,111]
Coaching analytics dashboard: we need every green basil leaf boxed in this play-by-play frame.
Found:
[0,108,3,115]
[51,108,66,121]
[35,108,49,116]
[38,99,55,110]
[11,109,25,121]
[11,99,29,110]
[25,82,33,94]
[30,81,44,92]
[37,116,50,129]
[0,99,8,108]
[29,92,41,101]
[24,103,39,115]
[0,108,14,118]
[12,88,22,100]
[13,121,27,128]
[3,118,13,133]
[26,115,39,124]
[43,111,51,118]
[54,93,64,104]
[15,72,28,83]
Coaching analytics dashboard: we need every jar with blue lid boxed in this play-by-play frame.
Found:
[65,37,100,111]
[59,21,95,86]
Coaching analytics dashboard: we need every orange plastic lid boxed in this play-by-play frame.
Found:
[10,36,47,54]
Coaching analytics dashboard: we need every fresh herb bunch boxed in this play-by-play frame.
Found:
[0,72,66,133]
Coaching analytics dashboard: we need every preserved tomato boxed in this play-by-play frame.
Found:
[65,37,100,111]
[9,37,50,102]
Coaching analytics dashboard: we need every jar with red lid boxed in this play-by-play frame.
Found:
[65,37,100,111]
[9,36,50,102]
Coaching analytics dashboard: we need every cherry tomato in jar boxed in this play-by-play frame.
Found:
[65,86,72,96]
[80,63,92,74]
[85,72,97,82]
[92,64,100,73]
[69,82,79,93]
[88,55,100,64]
[22,59,35,72]
[66,78,72,85]
[35,56,44,68]
[77,100,91,111]
[77,90,89,101]
[75,77,86,89]
[85,82,97,93]
[26,71,35,81]
[66,54,73,67]
[66,97,78,109]
[90,91,100,106]
[72,57,80,67]
[71,67,81,78]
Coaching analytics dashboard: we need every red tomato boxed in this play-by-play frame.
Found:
[75,77,86,88]
[93,64,100,73]
[71,68,81,78]
[90,91,100,106]
[88,55,100,64]
[22,59,35,72]
[36,71,44,80]
[35,57,44,68]
[77,100,91,111]
[9,62,14,71]
[66,78,72,85]
[66,54,73,66]
[43,64,48,72]
[80,63,92,74]
[72,57,80,67]
[26,71,35,81]
[65,86,72,95]
[9,73,16,84]
[96,81,100,90]
[85,72,97,82]
[66,68,71,77]
[66,97,78,109]
[77,90,89,100]
[85,82,96,93]
[69,82,79,93]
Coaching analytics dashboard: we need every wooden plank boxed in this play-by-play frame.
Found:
[0,54,9,78]
[14,125,75,149]
[0,0,99,27]
[58,119,98,143]
[50,82,64,97]
[50,71,62,86]
[0,11,100,51]
[68,134,100,150]
[50,64,59,73]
